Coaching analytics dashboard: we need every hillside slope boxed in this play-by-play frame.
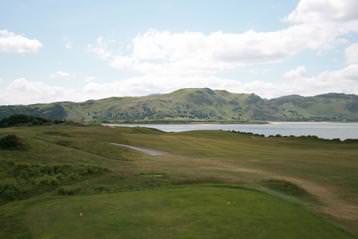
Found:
[1,88,358,122]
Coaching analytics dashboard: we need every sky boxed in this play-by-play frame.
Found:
[1,0,358,105]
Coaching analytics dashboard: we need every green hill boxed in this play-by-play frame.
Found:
[1,88,358,122]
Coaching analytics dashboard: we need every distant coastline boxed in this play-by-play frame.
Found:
[104,121,358,140]
[104,120,269,125]
[103,120,358,125]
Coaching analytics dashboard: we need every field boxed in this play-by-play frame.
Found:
[0,124,358,238]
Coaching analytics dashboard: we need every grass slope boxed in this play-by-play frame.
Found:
[0,125,357,238]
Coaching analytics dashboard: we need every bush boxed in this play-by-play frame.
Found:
[0,114,52,127]
[0,182,23,200]
[0,114,65,128]
[57,185,81,196]
[0,135,24,150]
[34,175,60,186]
[344,139,358,143]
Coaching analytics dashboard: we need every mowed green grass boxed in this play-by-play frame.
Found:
[25,186,353,239]
[0,125,358,238]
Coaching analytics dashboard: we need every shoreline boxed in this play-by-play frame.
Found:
[102,120,269,125]
[103,121,358,140]
[103,120,358,125]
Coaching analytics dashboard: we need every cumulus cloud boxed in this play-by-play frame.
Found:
[84,0,358,100]
[89,26,340,75]
[0,29,42,53]
[0,71,97,105]
[0,78,66,105]
[280,64,358,96]
[286,0,358,23]
[85,41,358,100]
[2,61,358,105]
[279,42,358,97]
[89,0,358,76]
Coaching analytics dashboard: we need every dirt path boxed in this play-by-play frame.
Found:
[110,143,167,156]
[277,176,358,220]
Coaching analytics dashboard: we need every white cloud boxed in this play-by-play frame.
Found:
[83,44,358,100]
[280,64,358,97]
[283,65,308,79]
[51,70,71,79]
[82,75,240,98]
[0,29,42,53]
[57,63,358,99]
[2,0,358,105]
[286,0,358,24]
[0,75,270,105]
[0,78,66,105]
[278,43,358,97]
[345,43,358,64]
[89,0,358,77]
[89,26,340,75]
[2,60,358,105]
[0,71,97,105]
[85,0,358,100]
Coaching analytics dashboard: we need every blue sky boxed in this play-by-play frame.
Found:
[1,0,358,104]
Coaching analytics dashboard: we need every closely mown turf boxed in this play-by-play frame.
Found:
[0,124,357,238]
[19,186,354,239]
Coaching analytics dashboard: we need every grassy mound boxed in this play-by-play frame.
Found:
[261,179,315,201]
[17,186,353,239]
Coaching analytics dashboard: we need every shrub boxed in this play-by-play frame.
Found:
[0,114,52,127]
[34,175,60,186]
[0,182,23,200]
[57,185,81,196]
[344,139,358,143]
[0,135,24,150]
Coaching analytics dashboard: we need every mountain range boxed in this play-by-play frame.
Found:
[1,88,358,122]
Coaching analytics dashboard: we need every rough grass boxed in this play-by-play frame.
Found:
[0,160,108,202]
